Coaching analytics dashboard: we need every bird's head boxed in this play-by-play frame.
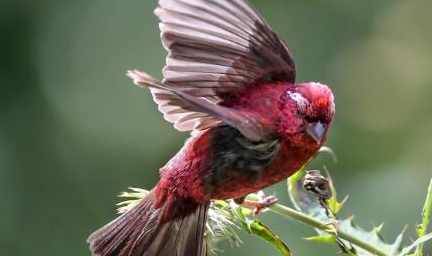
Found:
[279,82,335,146]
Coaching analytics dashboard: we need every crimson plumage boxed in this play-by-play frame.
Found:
[88,0,335,256]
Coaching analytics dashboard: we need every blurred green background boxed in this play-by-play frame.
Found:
[1,0,431,255]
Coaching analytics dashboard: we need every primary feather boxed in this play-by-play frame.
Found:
[144,0,296,133]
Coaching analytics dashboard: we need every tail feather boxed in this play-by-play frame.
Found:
[178,204,207,256]
[87,190,209,256]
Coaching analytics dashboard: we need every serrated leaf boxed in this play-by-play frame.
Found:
[288,167,406,256]
[399,232,432,256]
[323,171,347,214]
[336,209,405,255]
[389,226,407,255]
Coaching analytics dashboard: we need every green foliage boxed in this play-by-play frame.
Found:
[117,187,149,214]
[117,188,289,255]
[406,178,432,256]
[229,201,291,256]
[116,154,432,256]
[288,168,405,256]
[205,200,243,255]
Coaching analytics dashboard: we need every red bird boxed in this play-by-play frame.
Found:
[88,0,335,255]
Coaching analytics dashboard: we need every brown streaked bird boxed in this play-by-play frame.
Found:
[87,0,335,255]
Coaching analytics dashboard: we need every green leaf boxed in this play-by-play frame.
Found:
[389,226,407,255]
[229,201,251,233]
[399,232,432,256]
[412,177,432,256]
[288,169,406,256]
[287,163,308,211]
[229,201,291,256]
[306,234,335,243]
[206,201,243,254]
[248,220,292,256]
[323,171,348,215]
[116,187,148,213]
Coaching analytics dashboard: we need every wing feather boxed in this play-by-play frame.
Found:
[132,0,295,136]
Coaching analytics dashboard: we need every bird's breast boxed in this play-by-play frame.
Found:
[202,126,317,200]
[206,140,313,200]
[157,125,319,203]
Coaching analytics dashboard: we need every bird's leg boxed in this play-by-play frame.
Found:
[236,191,278,215]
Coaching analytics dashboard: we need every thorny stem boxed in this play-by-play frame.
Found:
[246,194,391,256]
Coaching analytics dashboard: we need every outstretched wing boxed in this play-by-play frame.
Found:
[129,70,272,142]
[157,0,296,96]
[130,0,295,140]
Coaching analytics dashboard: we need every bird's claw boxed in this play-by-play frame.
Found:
[242,191,278,215]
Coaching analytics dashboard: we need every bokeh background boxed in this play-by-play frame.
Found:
[1,0,432,255]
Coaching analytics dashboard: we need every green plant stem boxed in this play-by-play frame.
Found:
[246,194,391,256]
[414,178,432,256]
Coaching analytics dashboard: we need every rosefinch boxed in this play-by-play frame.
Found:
[88,0,335,255]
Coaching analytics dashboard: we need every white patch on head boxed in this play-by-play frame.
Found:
[287,91,309,111]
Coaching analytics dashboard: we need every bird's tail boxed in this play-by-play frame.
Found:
[87,189,209,256]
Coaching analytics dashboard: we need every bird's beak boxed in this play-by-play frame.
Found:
[304,122,326,144]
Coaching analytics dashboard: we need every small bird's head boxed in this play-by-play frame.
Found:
[279,82,335,146]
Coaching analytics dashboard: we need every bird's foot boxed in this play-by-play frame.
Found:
[241,191,278,215]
